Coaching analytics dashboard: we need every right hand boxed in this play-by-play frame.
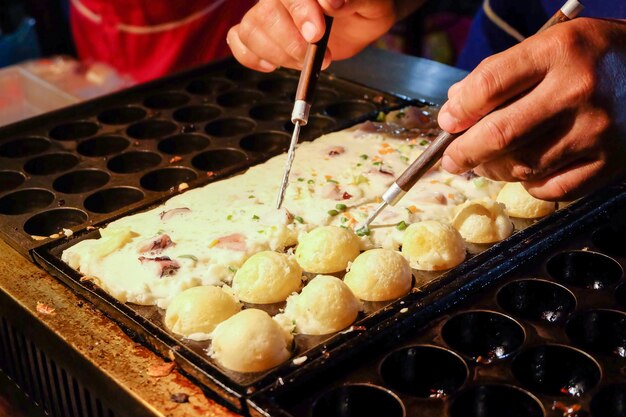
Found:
[227,0,400,72]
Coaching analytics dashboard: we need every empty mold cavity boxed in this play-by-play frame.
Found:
[107,151,161,174]
[441,311,525,361]
[546,250,623,289]
[511,344,601,397]
[449,385,544,417]
[313,87,339,103]
[143,91,190,109]
[140,168,197,192]
[0,171,25,193]
[23,208,88,236]
[257,77,298,97]
[0,137,50,158]
[173,105,221,123]
[249,103,292,121]
[325,100,376,119]
[311,384,405,417]
[205,118,255,137]
[192,149,247,172]
[590,384,626,417]
[24,153,79,175]
[217,90,263,108]
[158,134,210,155]
[566,309,626,356]
[127,120,177,140]
[283,115,337,136]
[49,121,99,141]
[77,135,129,157]
[0,189,54,215]
[379,345,468,398]
[53,169,110,194]
[186,77,234,95]
[225,66,260,81]
[84,187,144,213]
[97,106,147,125]
[616,283,626,309]
[239,132,290,153]
[592,225,626,257]
[497,279,576,323]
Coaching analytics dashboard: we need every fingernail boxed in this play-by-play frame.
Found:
[438,110,459,132]
[258,59,276,72]
[327,0,345,9]
[441,155,462,174]
[301,21,317,43]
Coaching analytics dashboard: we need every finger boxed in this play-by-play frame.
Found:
[441,79,563,174]
[227,27,277,72]
[447,81,463,99]
[281,0,328,42]
[240,16,304,69]
[523,158,606,201]
[438,43,548,133]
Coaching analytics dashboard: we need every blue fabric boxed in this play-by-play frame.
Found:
[457,0,626,70]
[0,18,41,68]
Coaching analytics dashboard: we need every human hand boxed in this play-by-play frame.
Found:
[227,0,406,72]
[438,18,626,201]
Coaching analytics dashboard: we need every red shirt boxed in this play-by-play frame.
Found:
[70,0,254,82]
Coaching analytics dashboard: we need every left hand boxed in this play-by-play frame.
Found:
[438,18,626,201]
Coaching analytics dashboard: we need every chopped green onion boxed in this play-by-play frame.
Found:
[373,161,382,166]
[179,254,198,265]
[257,230,265,234]
[355,226,371,236]
[297,177,305,182]
[307,179,315,185]
[375,111,386,122]
[400,156,409,163]
[356,163,362,167]
[248,195,255,199]
[396,111,406,119]
[360,154,368,160]
[327,179,339,184]
[396,221,408,231]
[228,266,237,273]
[419,140,429,146]
[472,178,488,188]
[252,214,260,220]
[294,216,305,224]
[327,209,339,216]
[226,214,233,220]
[335,203,347,211]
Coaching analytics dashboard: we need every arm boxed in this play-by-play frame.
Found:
[227,0,425,72]
[438,18,626,200]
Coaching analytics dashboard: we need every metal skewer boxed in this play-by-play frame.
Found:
[275,15,334,209]
[360,0,583,230]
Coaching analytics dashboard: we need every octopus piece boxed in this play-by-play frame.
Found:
[139,256,181,277]
[159,207,191,221]
[137,234,174,254]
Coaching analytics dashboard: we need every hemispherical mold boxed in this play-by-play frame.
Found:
[217,90,263,108]
[497,278,576,323]
[284,115,336,138]
[249,103,292,121]
[97,106,147,125]
[0,189,55,215]
[53,169,110,194]
[449,385,544,417]
[107,151,161,174]
[239,132,290,153]
[127,120,177,140]
[325,100,377,120]
[84,187,144,214]
[205,118,255,137]
[24,153,79,175]
[441,310,525,361]
[566,309,626,356]
[313,87,339,104]
[49,121,99,141]
[140,168,197,192]
[143,91,190,109]
[158,134,210,155]
[379,345,468,398]
[311,384,405,417]
[186,77,234,95]
[0,171,25,193]
[546,250,623,289]
[192,149,247,172]
[511,344,602,397]
[173,105,221,123]
[77,135,129,157]
[257,77,298,97]
[23,208,88,236]
[0,137,51,158]
[592,225,626,257]
[590,383,626,417]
